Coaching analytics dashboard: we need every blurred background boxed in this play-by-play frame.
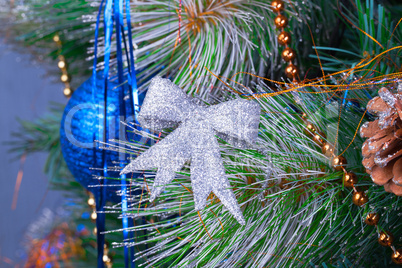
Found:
[0,1,130,265]
[0,40,66,266]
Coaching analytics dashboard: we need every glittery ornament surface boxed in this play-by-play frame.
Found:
[121,77,261,224]
[60,73,134,202]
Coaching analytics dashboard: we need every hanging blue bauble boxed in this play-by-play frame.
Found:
[60,73,137,202]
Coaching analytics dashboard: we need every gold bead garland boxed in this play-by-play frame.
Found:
[88,192,97,223]
[271,0,284,12]
[103,242,113,268]
[87,192,113,267]
[271,1,400,263]
[364,213,379,226]
[87,192,98,240]
[378,231,394,247]
[278,31,291,46]
[53,34,73,97]
[393,249,402,265]
[281,47,296,62]
[271,0,299,81]
[302,112,401,264]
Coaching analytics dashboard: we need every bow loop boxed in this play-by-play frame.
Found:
[138,76,198,131]
[207,99,260,146]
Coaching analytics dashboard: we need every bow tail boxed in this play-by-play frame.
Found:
[191,134,245,225]
[121,127,191,201]
[190,165,213,211]
[149,168,178,202]
[213,186,245,225]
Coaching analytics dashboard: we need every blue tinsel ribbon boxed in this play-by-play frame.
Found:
[91,1,107,267]
[114,0,136,267]
[91,0,138,266]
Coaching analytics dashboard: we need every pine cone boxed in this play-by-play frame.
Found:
[360,87,402,196]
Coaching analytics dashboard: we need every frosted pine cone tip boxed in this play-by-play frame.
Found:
[360,87,402,196]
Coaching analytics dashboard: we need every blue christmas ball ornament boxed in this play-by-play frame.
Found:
[60,73,138,202]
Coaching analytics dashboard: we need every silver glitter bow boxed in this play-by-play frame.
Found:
[121,76,261,224]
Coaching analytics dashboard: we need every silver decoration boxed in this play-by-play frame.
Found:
[121,76,261,225]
